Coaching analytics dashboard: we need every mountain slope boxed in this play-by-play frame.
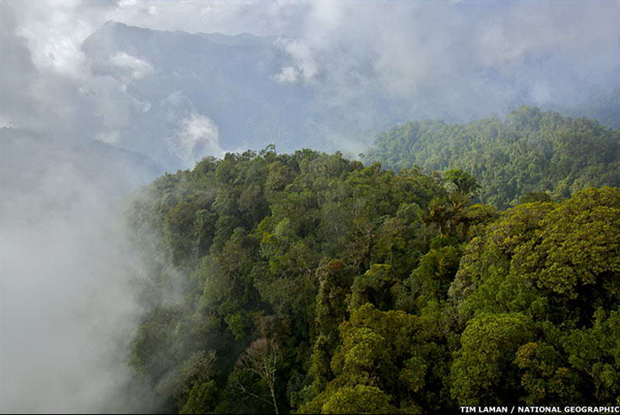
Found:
[365,107,620,208]
[81,22,619,172]
[125,147,620,413]
[82,22,330,169]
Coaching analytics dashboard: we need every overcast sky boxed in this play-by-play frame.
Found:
[2,0,619,140]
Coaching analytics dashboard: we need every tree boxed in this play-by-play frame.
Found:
[350,264,400,311]
[128,140,620,413]
[365,108,620,208]
[443,169,480,197]
[451,313,534,406]
[321,385,398,414]
[236,338,281,414]
[302,304,425,414]
[449,187,620,405]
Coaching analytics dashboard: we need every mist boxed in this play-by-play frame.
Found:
[2,1,618,167]
[0,131,153,413]
[1,0,618,413]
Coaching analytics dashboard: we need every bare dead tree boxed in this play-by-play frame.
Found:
[236,338,280,414]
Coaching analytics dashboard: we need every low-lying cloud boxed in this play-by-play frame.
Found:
[0,129,153,413]
[109,52,155,81]
[3,1,618,155]
[170,113,224,166]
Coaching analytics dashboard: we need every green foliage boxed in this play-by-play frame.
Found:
[126,142,620,413]
[398,244,462,313]
[302,303,449,413]
[180,380,218,414]
[514,342,580,405]
[366,107,620,209]
[514,187,620,297]
[561,308,620,403]
[451,312,535,405]
[350,264,400,310]
[449,187,620,406]
[321,385,399,414]
[443,169,480,196]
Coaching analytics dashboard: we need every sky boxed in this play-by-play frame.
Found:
[0,0,619,413]
[2,0,619,148]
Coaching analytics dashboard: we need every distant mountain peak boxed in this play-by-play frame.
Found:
[92,20,282,46]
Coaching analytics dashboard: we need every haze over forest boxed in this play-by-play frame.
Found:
[1,1,619,413]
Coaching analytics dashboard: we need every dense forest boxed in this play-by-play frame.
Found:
[365,107,620,209]
[126,110,620,413]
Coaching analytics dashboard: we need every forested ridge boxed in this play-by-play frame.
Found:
[126,113,620,413]
[365,106,620,209]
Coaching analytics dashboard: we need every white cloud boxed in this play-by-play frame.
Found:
[274,65,300,84]
[0,129,153,413]
[168,113,223,168]
[109,52,155,81]
[96,131,120,145]
[274,38,319,84]
[4,0,617,137]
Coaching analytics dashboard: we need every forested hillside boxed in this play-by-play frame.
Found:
[126,147,620,413]
[365,107,620,208]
